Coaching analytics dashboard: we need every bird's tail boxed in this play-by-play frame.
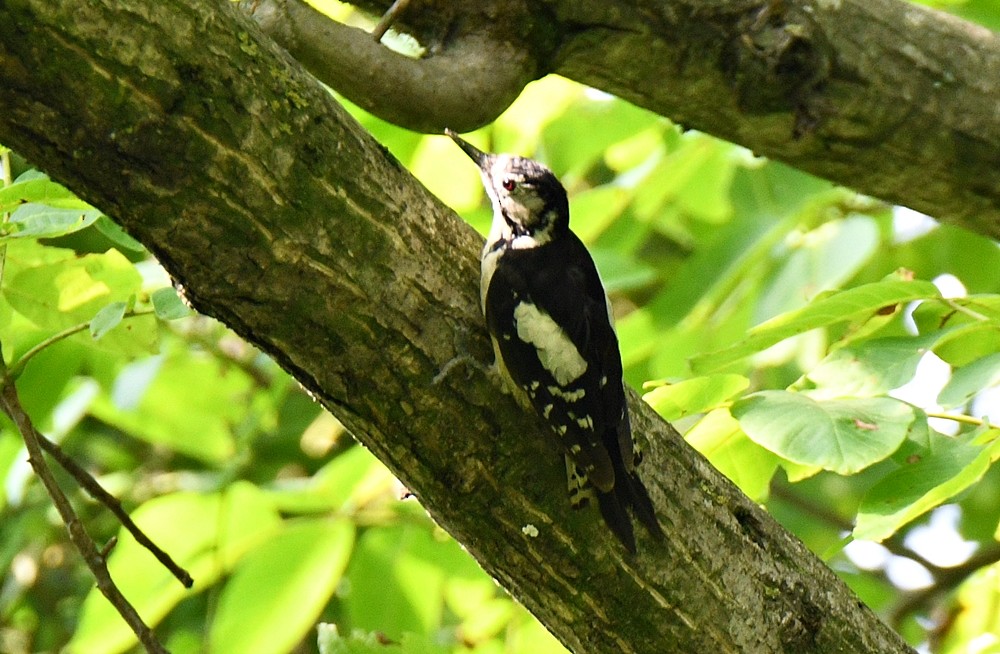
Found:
[596,470,663,554]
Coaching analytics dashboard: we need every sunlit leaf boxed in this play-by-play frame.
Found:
[571,186,631,243]
[854,430,1000,542]
[6,250,141,329]
[150,286,191,320]
[692,278,940,373]
[541,98,660,177]
[935,565,1000,654]
[1,203,101,241]
[344,524,479,640]
[89,353,246,462]
[0,174,91,213]
[643,374,749,421]
[806,336,935,399]
[938,353,1000,408]
[732,391,915,474]
[69,483,282,654]
[89,301,127,340]
[317,628,449,654]
[266,445,384,514]
[209,519,355,654]
[684,408,780,501]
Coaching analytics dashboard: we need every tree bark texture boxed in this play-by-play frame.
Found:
[251,0,1000,240]
[0,1,916,653]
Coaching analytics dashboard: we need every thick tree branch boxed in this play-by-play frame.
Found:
[241,0,540,133]
[256,0,1000,240]
[0,0,915,652]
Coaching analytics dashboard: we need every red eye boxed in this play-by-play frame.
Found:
[502,178,516,192]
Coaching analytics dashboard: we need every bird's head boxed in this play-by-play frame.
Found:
[447,129,569,247]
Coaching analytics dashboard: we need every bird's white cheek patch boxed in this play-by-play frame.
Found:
[513,302,588,385]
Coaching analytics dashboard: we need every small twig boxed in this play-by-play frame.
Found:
[371,0,412,42]
[1,149,12,289]
[0,369,170,654]
[7,308,155,379]
[940,297,990,323]
[891,544,1000,627]
[925,411,992,429]
[36,431,193,588]
[770,482,941,573]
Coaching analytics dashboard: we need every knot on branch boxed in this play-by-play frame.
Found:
[722,1,831,138]
[243,0,551,133]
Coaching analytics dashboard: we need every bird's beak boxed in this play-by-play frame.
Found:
[445,128,489,168]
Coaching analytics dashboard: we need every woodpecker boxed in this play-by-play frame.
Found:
[446,129,663,553]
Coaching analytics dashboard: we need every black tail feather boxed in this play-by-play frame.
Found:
[597,470,663,553]
[597,488,637,554]
[628,472,664,540]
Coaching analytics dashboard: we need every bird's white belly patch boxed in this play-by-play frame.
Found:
[513,302,588,385]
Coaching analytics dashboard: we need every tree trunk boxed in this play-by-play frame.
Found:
[0,0,915,652]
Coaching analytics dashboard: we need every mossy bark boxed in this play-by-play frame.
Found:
[258,0,1000,239]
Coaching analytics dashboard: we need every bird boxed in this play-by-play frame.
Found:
[446,129,663,553]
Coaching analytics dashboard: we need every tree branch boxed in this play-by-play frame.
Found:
[240,0,541,133]
[255,0,1000,241]
[35,431,194,589]
[0,370,168,653]
[0,0,915,652]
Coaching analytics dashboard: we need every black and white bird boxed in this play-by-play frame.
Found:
[446,129,663,553]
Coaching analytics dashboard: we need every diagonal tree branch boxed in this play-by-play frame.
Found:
[0,0,914,652]
[249,0,1000,240]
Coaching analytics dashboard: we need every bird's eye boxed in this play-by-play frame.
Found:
[501,178,517,192]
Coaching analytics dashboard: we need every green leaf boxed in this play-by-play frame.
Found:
[317,628,449,654]
[938,353,1000,409]
[344,525,474,639]
[911,296,1000,367]
[805,336,935,399]
[89,301,127,340]
[754,216,878,323]
[731,391,915,474]
[209,519,355,654]
[934,321,1000,368]
[591,247,657,294]
[684,408,780,501]
[691,278,940,373]
[0,175,91,213]
[267,445,383,514]
[911,295,1000,334]
[854,430,1000,542]
[934,565,1000,654]
[570,186,631,243]
[150,286,191,320]
[89,354,246,462]
[5,249,142,329]
[1,203,101,241]
[541,98,660,177]
[632,134,735,224]
[4,248,157,356]
[69,484,282,654]
[94,216,146,253]
[642,374,749,421]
